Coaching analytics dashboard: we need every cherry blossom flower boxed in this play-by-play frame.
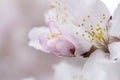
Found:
[29,0,120,59]
[28,0,94,57]
[70,1,120,60]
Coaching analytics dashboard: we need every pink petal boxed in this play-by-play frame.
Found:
[56,38,75,57]
[47,36,75,57]
[29,27,50,52]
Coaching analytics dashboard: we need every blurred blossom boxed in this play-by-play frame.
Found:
[0,0,57,80]
[0,0,21,49]
[53,50,120,80]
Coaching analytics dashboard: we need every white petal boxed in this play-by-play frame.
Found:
[108,42,120,59]
[28,27,50,40]
[101,0,120,15]
[62,0,81,19]
[78,0,110,30]
[109,4,120,38]
[63,0,98,19]
[82,50,108,80]
[28,27,50,52]
[53,50,120,80]
[29,40,44,50]
[83,49,120,80]
[99,60,120,80]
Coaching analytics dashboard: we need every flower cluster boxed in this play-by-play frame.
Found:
[28,0,120,80]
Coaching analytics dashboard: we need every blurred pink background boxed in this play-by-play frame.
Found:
[0,0,119,80]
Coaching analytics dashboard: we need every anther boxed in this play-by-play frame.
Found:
[49,5,55,8]
[97,24,99,26]
[83,19,85,22]
[102,14,106,17]
[82,34,85,37]
[100,20,103,23]
[87,15,90,18]
[81,23,84,26]
[47,37,50,40]
[76,32,79,35]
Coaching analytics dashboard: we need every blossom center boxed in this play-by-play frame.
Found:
[75,13,111,52]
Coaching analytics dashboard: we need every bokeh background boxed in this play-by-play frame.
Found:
[0,0,120,80]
